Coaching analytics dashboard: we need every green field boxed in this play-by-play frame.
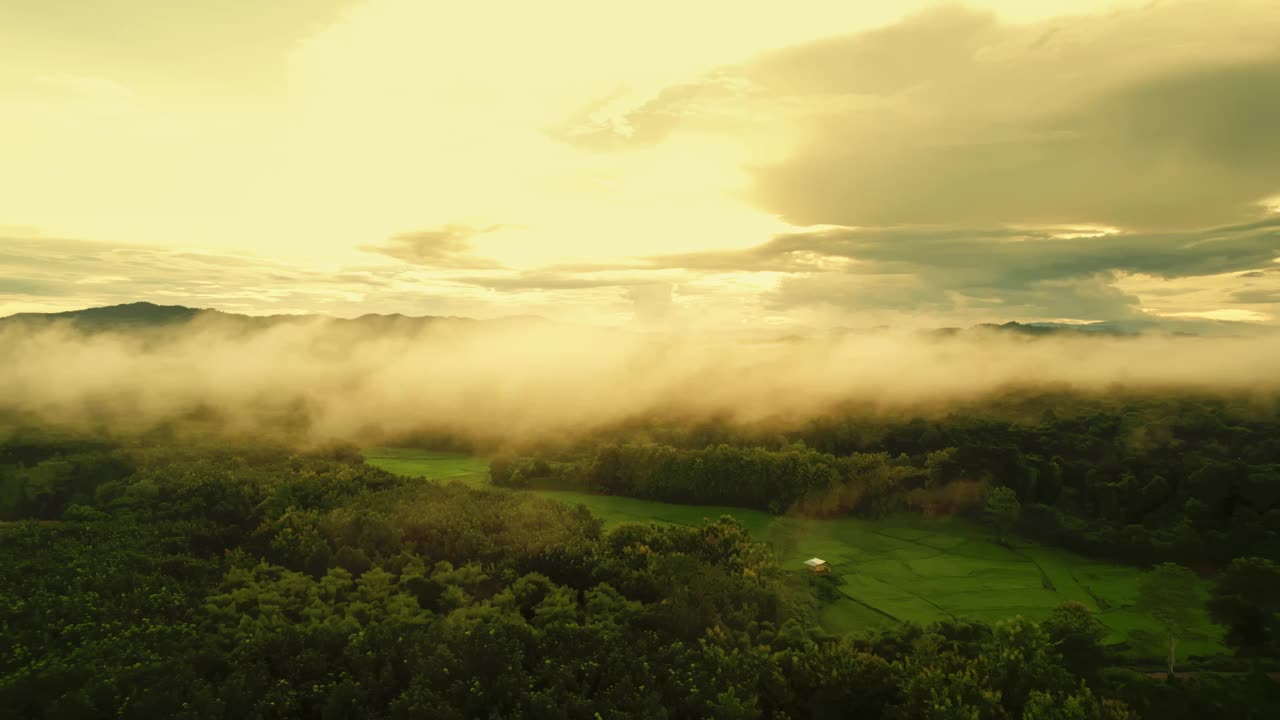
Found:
[361,447,491,486]
[363,448,1227,659]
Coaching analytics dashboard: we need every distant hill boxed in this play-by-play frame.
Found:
[0,302,1269,338]
[1,302,209,330]
[973,321,1138,337]
[975,318,1271,338]
[0,302,477,335]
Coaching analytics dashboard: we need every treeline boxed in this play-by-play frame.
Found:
[493,391,1280,566]
[492,444,984,518]
[809,393,1280,567]
[5,432,1278,717]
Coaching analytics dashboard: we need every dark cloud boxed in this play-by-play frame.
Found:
[576,2,1280,231]
[436,212,1278,320]
[768,216,1280,283]
[361,225,505,269]
[622,216,1280,320]
[644,216,1280,282]
[1236,266,1280,279]
[969,275,1143,320]
[751,58,1280,230]
[1227,260,1280,304]
[1232,289,1280,304]
[767,269,1142,319]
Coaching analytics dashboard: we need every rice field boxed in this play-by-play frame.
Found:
[363,448,1228,659]
[361,447,491,487]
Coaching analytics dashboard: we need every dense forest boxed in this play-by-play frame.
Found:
[3,416,1280,718]
[490,391,1280,567]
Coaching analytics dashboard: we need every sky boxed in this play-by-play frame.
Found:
[2,0,1279,328]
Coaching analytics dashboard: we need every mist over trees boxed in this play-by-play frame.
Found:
[2,310,1280,448]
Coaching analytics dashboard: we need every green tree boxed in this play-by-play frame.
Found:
[978,616,1075,717]
[1136,563,1201,675]
[984,486,1021,545]
[1023,685,1134,720]
[1041,601,1108,683]
[926,447,961,488]
[1207,556,1280,659]
[890,663,1004,720]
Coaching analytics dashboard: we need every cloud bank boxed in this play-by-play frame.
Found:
[592,2,1280,230]
[548,0,1280,324]
[2,319,1278,449]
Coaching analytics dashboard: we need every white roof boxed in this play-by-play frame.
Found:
[804,558,827,567]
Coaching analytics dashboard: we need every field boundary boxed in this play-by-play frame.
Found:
[836,588,903,623]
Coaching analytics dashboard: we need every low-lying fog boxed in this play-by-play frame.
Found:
[3,318,1278,445]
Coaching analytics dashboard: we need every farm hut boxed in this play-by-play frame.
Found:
[804,557,829,573]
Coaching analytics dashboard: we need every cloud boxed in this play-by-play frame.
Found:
[8,208,1278,326]
[430,212,1280,323]
[627,284,675,324]
[767,269,1143,320]
[769,217,1280,282]
[3,317,1280,448]
[0,233,669,323]
[1231,289,1280,304]
[451,273,649,291]
[611,217,1278,320]
[0,277,59,296]
[587,1,1280,231]
[767,271,951,313]
[757,56,1280,231]
[528,217,1270,322]
[0,235,461,317]
[444,270,686,327]
[548,72,754,151]
[0,0,355,95]
[360,225,506,268]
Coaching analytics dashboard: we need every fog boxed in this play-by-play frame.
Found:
[2,318,1278,447]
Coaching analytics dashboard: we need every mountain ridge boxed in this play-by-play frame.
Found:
[0,301,1269,337]
[0,301,503,333]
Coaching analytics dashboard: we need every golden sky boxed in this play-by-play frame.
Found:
[3,0,1279,327]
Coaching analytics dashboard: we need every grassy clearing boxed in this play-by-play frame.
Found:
[361,448,490,487]
[363,448,1227,659]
